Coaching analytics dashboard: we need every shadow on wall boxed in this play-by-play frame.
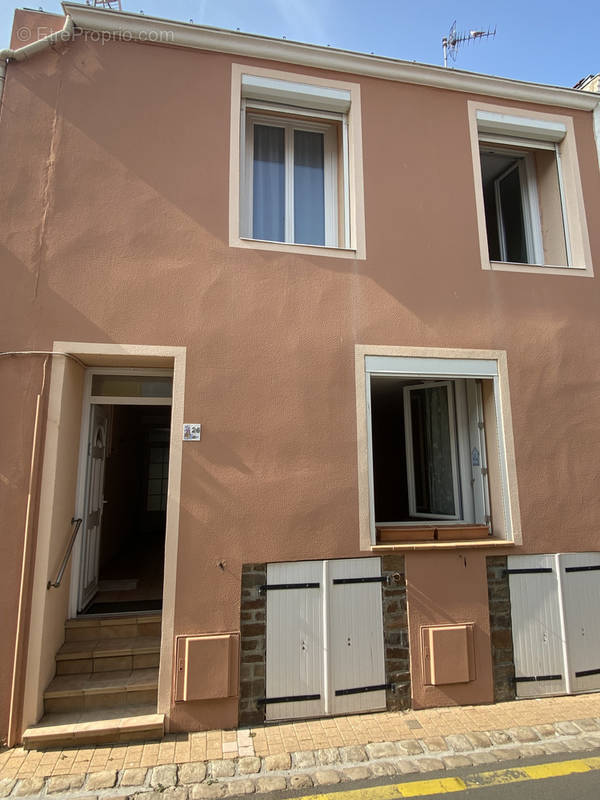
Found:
[8,37,596,338]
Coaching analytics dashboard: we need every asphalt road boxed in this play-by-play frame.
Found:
[267,747,600,800]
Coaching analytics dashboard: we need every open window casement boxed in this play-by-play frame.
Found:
[476,110,571,267]
[240,75,351,248]
[358,349,520,547]
[402,379,489,525]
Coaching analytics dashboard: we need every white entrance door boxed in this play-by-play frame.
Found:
[265,557,386,721]
[78,404,109,612]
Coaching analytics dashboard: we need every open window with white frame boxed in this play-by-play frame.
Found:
[362,353,518,544]
[472,106,592,274]
[239,74,352,249]
[477,111,570,266]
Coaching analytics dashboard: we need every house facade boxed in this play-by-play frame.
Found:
[1,3,599,748]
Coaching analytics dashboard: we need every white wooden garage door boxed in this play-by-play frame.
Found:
[508,552,600,698]
[265,557,386,721]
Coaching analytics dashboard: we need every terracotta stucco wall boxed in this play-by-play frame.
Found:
[1,11,600,734]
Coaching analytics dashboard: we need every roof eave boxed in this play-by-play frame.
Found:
[61,2,599,112]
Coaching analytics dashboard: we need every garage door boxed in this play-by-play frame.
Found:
[508,552,600,698]
[265,557,386,721]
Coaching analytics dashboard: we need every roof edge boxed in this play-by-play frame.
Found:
[61,2,599,112]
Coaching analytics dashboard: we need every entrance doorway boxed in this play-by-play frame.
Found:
[73,369,173,616]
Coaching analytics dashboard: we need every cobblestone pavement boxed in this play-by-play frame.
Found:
[2,693,600,798]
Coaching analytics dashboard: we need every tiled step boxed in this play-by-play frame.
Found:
[22,705,163,749]
[64,613,161,642]
[56,635,161,675]
[44,668,158,713]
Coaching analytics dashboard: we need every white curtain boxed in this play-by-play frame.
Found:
[253,124,325,245]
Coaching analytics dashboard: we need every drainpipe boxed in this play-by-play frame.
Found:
[0,15,74,106]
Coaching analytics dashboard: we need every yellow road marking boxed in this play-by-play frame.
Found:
[295,755,600,800]
[396,777,467,796]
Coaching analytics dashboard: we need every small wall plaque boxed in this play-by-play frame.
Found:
[183,423,202,441]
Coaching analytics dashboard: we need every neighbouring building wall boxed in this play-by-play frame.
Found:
[1,10,600,736]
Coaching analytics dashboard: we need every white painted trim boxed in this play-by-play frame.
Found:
[594,104,600,170]
[230,63,365,259]
[22,342,186,737]
[403,381,462,521]
[87,367,173,376]
[244,112,339,247]
[521,154,545,265]
[555,553,573,695]
[365,355,498,377]
[476,110,567,142]
[70,367,174,617]
[88,396,172,406]
[554,145,573,266]
[468,100,594,277]
[365,374,376,546]
[355,345,522,549]
[241,75,351,112]
[62,2,600,112]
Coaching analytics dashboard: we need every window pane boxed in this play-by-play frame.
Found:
[253,124,285,242]
[294,130,325,245]
[410,386,456,516]
[91,374,172,398]
[497,165,527,263]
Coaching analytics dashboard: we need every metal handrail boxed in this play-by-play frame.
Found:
[47,517,83,590]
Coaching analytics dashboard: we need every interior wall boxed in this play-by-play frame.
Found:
[370,377,409,522]
[100,404,171,574]
[99,406,142,571]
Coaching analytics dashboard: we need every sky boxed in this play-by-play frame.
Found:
[0,0,598,89]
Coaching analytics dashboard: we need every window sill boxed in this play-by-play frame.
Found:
[373,523,515,550]
[485,260,592,278]
[377,523,489,544]
[232,236,363,260]
[371,537,513,552]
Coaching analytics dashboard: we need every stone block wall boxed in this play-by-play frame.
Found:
[239,563,266,725]
[486,555,516,702]
[381,555,411,710]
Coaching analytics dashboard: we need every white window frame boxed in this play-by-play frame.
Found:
[403,381,463,521]
[480,140,553,267]
[242,109,340,247]
[468,101,593,277]
[371,376,487,528]
[484,149,544,265]
[355,346,522,549]
[229,64,366,260]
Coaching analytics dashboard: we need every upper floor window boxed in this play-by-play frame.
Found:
[245,111,340,247]
[230,66,365,259]
[468,102,593,277]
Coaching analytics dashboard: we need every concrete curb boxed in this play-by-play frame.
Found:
[4,718,600,799]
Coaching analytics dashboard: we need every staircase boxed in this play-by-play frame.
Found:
[22,614,164,749]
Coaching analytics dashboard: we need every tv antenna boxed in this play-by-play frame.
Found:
[442,21,496,68]
[86,0,123,9]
